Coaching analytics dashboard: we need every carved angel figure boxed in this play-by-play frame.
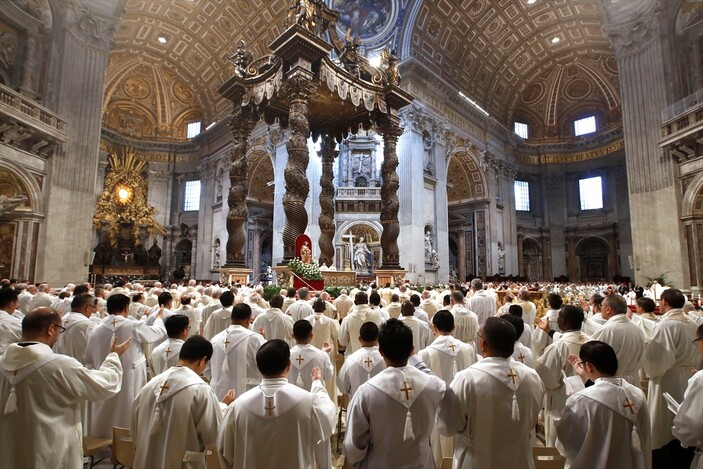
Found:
[0,194,27,215]
[380,48,400,86]
[288,0,319,33]
[229,40,253,78]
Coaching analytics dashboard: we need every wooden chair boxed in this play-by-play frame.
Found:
[440,456,453,469]
[111,427,135,469]
[82,436,111,468]
[206,445,221,469]
[533,446,565,469]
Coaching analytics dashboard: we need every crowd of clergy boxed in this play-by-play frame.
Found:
[1,276,703,469]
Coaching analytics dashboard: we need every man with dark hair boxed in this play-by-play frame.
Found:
[57,293,98,364]
[337,321,386,398]
[582,293,606,336]
[207,303,265,400]
[218,339,335,468]
[644,288,699,463]
[533,293,564,357]
[420,310,476,383]
[203,290,236,340]
[502,314,535,368]
[399,300,432,354]
[556,341,651,468]
[0,287,22,355]
[129,292,149,320]
[132,336,231,469]
[345,319,448,468]
[449,290,479,349]
[439,317,544,468]
[410,294,430,324]
[466,278,495,326]
[0,307,129,468]
[86,293,166,438]
[535,305,592,446]
[591,294,645,388]
[150,314,190,375]
[386,293,402,319]
[339,290,382,357]
[252,293,294,345]
[368,291,389,321]
[289,320,335,469]
[303,297,340,405]
[282,287,297,314]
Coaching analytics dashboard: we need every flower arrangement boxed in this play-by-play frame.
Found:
[287,257,323,280]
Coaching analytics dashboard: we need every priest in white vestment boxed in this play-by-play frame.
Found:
[57,294,100,364]
[0,308,129,469]
[535,305,592,446]
[0,287,23,355]
[337,322,386,398]
[386,294,402,319]
[399,300,433,353]
[252,294,294,345]
[672,324,703,469]
[339,292,383,356]
[643,288,700,454]
[502,314,536,368]
[306,298,341,404]
[150,314,189,376]
[591,294,645,387]
[466,279,496,326]
[421,290,441,320]
[200,290,222,334]
[556,341,652,469]
[449,291,479,349]
[203,290,235,340]
[438,317,545,469]
[217,339,336,468]
[174,293,202,337]
[85,293,167,439]
[345,318,449,469]
[532,293,562,357]
[132,336,231,469]
[335,290,355,319]
[288,287,314,322]
[205,303,266,400]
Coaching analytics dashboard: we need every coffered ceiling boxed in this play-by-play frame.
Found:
[105,0,624,141]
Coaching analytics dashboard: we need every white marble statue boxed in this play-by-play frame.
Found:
[353,237,371,273]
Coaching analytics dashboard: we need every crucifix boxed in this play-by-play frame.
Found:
[111,318,118,327]
[264,398,275,416]
[517,353,525,363]
[223,337,231,348]
[341,233,356,271]
[623,398,635,415]
[364,357,373,368]
[164,347,172,357]
[296,354,305,365]
[159,381,170,396]
[447,343,456,352]
[507,368,517,385]
[400,381,413,401]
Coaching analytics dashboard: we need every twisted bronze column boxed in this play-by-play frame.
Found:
[379,118,403,268]
[225,111,254,265]
[318,134,337,266]
[282,79,317,259]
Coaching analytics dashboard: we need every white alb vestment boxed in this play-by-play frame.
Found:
[421,299,441,319]
[398,315,432,353]
[643,308,699,449]
[450,304,479,350]
[439,357,545,469]
[202,306,233,340]
[86,314,166,438]
[532,308,559,357]
[339,305,383,356]
[57,312,96,365]
[149,338,184,375]
[535,329,592,446]
[252,307,294,345]
[0,342,122,468]
[306,313,340,404]
[217,377,336,469]
[206,324,266,400]
[0,309,21,355]
[174,305,202,337]
[200,300,222,331]
[516,300,537,327]
[337,345,386,398]
[131,366,223,469]
[418,335,476,384]
[556,377,651,469]
[288,299,314,322]
[673,370,703,469]
[591,314,646,387]
[630,313,657,340]
[344,365,447,468]
[512,341,536,368]
[386,302,402,319]
[334,294,354,319]
[467,290,496,326]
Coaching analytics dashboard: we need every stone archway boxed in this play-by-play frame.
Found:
[335,221,382,272]
[576,237,610,282]
[522,238,543,281]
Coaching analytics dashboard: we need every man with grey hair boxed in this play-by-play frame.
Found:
[288,287,314,322]
[28,283,54,311]
[318,291,337,319]
[591,294,645,388]
[466,278,495,326]
[200,288,222,333]
[334,289,354,320]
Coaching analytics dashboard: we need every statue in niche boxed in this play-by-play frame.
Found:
[430,250,440,269]
[180,223,191,239]
[300,241,312,264]
[215,172,223,200]
[353,237,372,273]
[423,132,434,174]
[147,240,162,266]
[497,241,506,274]
[424,230,433,263]
[213,238,221,269]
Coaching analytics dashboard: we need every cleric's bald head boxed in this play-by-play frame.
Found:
[22,307,61,341]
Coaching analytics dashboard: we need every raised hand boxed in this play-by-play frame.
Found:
[111,337,132,355]
[221,389,237,405]
[258,327,266,338]
[310,366,322,381]
[321,341,332,353]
